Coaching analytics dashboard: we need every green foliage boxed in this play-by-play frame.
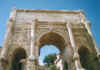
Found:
[86,55,100,70]
[81,54,100,70]
[43,53,57,66]
[48,64,57,70]
[64,62,68,70]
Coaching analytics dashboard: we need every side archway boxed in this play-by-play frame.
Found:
[78,47,90,69]
[11,48,27,70]
[78,46,100,70]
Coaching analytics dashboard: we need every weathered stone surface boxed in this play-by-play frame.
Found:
[0,47,2,53]
[0,8,100,70]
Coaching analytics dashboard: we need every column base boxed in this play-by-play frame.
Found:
[26,58,38,70]
[28,55,35,61]
[73,53,85,70]
[0,57,8,70]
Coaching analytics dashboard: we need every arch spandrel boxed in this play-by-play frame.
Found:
[36,30,69,44]
[35,21,69,45]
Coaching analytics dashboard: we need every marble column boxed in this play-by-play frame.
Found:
[83,21,99,56]
[73,52,85,70]
[0,20,12,58]
[81,19,100,62]
[0,8,16,59]
[26,19,39,70]
[66,22,85,70]
[28,19,35,60]
[0,8,16,58]
[0,18,15,70]
[32,44,39,70]
[26,58,38,70]
[0,58,8,70]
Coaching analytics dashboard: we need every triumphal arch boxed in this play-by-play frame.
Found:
[0,8,100,70]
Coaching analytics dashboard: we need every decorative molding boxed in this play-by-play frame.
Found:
[15,8,84,14]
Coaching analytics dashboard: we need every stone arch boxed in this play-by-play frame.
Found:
[37,30,68,44]
[78,46,91,69]
[38,32,70,70]
[77,42,93,53]
[11,48,27,70]
[38,32,66,54]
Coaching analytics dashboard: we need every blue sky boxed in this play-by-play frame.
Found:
[39,45,59,65]
[0,0,100,65]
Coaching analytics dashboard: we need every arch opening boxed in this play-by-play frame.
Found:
[78,47,90,69]
[39,32,66,51]
[79,47,100,70]
[38,32,68,70]
[39,45,60,66]
[12,48,27,70]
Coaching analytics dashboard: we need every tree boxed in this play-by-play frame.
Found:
[43,53,57,66]
[48,64,57,70]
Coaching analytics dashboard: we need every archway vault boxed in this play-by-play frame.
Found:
[78,46,91,69]
[11,48,27,70]
[38,32,66,52]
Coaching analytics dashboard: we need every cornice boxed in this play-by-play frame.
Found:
[13,8,84,14]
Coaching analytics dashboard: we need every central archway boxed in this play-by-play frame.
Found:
[38,32,68,70]
[12,48,27,70]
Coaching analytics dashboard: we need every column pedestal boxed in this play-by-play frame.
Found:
[73,52,85,70]
[0,58,8,70]
[26,57,38,70]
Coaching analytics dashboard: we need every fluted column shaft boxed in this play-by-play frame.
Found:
[84,21,99,55]
[0,18,15,70]
[66,22,85,70]
[26,19,39,70]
